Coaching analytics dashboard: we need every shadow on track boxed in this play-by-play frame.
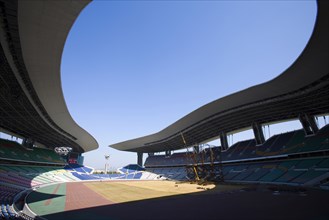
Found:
[40,184,329,220]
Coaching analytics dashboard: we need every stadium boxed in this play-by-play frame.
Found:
[0,0,328,220]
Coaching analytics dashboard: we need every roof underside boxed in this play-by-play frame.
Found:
[110,0,329,153]
[0,0,98,153]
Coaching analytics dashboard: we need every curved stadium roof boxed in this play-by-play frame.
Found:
[0,0,98,153]
[110,0,329,153]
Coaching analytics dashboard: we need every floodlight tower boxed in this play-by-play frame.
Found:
[105,154,110,174]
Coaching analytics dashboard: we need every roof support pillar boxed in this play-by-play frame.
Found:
[22,137,34,149]
[219,131,228,151]
[165,150,171,157]
[193,145,199,153]
[299,113,318,136]
[252,122,265,146]
[137,152,143,167]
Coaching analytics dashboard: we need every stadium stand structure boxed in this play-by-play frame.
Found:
[0,138,160,220]
[0,0,328,219]
[144,125,329,188]
[0,139,64,165]
[0,0,98,153]
[111,0,329,191]
[0,1,101,219]
[0,140,80,220]
[118,164,145,174]
[110,0,328,159]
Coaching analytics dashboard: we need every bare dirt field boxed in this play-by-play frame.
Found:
[84,180,222,203]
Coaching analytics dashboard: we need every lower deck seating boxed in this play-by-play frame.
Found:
[0,164,123,219]
[64,164,93,174]
[222,157,329,186]
[118,164,145,174]
[146,156,329,187]
[0,184,22,220]
[0,162,161,220]
[146,167,187,180]
[144,125,329,188]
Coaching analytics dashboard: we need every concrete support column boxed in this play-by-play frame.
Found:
[137,152,143,167]
[299,114,318,136]
[219,131,228,151]
[252,122,265,146]
[165,150,171,157]
[193,145,199,153]
[22,137,34,149]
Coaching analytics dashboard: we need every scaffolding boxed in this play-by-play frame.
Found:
[185,144,224,182]
[181,131,223,182]
[185,146,199,181]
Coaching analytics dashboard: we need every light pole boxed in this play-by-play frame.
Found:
[105,155,110,174]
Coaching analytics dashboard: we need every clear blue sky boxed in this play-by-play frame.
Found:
[61,0,317,170]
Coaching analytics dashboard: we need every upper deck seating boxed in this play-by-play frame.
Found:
[0,139,64,164]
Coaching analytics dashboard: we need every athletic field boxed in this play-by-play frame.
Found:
[26,180,329,220]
